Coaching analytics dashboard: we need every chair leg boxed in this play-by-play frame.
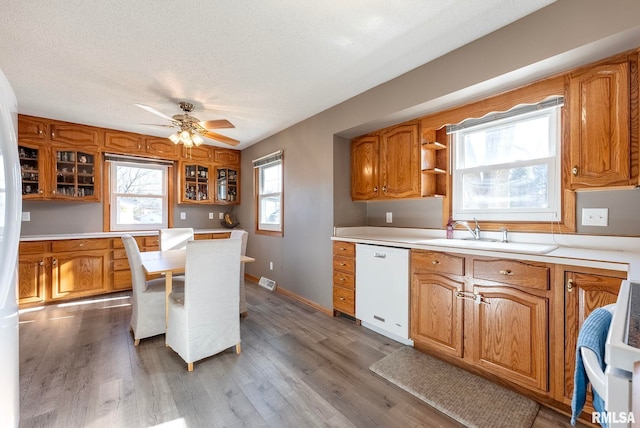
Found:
[187,362,194,372]
[134,338,140,346]
[235,343,241,354]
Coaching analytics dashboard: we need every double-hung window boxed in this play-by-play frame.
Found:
[451,98,562,222]
[109,158,169,231]
[254,151,283,236]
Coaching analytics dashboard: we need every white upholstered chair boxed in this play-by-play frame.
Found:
[230,229,248,316]
[122,234,184,346]
[159,227,194,251]
[166,239,242,371]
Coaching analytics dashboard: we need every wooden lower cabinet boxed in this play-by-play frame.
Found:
[555,266,627,406]
[49,239,110,301]
[410,249,629,414]
[18,242,49,305]
[332,241,356,317]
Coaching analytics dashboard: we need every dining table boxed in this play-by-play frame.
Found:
[140,249,255,325]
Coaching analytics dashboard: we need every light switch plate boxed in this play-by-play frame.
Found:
[180,212,186,220]
[385,212,393,223]
[582,208,608,226]
[208,212,214,220]
[21,211,30,221]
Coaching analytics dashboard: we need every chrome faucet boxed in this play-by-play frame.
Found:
[453,218,481,240]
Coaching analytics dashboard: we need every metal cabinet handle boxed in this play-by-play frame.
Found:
[382,185,387,193]
[339,297,345,301]
[39,260,44,266]
[52,259,57,266]
[339,262,346,266]
[432,260,440,265]
[373,186,378,192]
[499,269,513,275]
[572,166,579,176]
[567,278,574,293]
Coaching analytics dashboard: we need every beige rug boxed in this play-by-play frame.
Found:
[370,347,540,428]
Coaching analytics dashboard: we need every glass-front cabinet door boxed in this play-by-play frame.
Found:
[19,143,45,198]
[181,163,212,203]
[53,149,99,200]
[215,167,239,204]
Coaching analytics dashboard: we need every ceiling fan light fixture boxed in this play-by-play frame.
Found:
[192,133,204,146]
[168,132,180,144]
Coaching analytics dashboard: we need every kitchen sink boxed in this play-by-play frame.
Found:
[412,238,558,255]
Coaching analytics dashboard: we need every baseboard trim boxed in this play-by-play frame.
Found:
[245,273,333,316]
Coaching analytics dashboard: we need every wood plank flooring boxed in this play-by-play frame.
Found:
[19,281,587,428]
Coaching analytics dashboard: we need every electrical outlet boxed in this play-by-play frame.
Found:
[582,208,608,226]
[208,212,214,220]
[385,212,393,223]
[180,212,186,220]
[219,212,224,220]
[21,212,30,221]
[269,261,274,270]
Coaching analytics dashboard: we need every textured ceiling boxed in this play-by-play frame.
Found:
[0,1,555,149]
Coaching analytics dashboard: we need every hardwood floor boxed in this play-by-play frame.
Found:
[19,281,586,428]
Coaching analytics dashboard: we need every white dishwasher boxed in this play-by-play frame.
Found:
[356,244,412,345]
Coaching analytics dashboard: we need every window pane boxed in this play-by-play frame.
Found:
[460,115,551,169]
[115,196,164,225]
[260,164,281,194]
[259,196,280,224]
[461,164,549,210]
[116,165,164,195]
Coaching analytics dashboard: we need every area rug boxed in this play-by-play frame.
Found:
[370,347,540,428]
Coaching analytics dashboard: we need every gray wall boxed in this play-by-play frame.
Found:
[21,201,234,235]
[239,0,640,311]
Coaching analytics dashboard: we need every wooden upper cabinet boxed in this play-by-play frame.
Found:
[18,115,47,140]
[351,134,380,200]
[214,147,241,166]
[104,131,142,153]
[144,137,180,159]
[380,122,421,198]
[50,122,101,147]
[568,58,635,188]
[183,144,213,161]
[351,121,421,201]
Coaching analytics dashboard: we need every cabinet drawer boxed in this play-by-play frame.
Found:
[333,271,355,289]
[113,248,128,260]
[473,259,550,290]
[51,239,109,252]
[411,250,464,276]
[333,285,355,315]
[20,241,48,255]
[333,241,355,257]
[113,259,130,271]
[333,256,355,274]
[144,236,159,249]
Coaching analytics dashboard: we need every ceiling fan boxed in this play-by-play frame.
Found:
[136,101,239,147]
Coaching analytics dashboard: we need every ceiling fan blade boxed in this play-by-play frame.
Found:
[200,119,234,129]
[135,103,174,121]
[204,131,240,146]
[140,123,176,128]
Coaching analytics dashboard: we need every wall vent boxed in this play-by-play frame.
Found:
[258,277,277,291]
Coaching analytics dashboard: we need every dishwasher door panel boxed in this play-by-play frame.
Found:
[356,244,410,342]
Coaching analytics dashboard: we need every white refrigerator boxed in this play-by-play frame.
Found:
[0,67,22,427]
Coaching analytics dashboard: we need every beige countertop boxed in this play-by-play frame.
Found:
[333,226,640,278]
[20,228,236,242]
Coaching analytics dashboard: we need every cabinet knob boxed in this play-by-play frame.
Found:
[567,278,574,293]
[39,260,44,266]
[339,262,346,266]
[382,185,387,193]
[339,297,345,301]
[572,166,578,176]
[499,269,513,276]
[52,259,57,266]
[431,260,440,265]
[373,186,378,192]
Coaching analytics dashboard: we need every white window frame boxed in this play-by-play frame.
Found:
[109,159,169,231]
[451,103,562,223]
[254,151,283,235]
